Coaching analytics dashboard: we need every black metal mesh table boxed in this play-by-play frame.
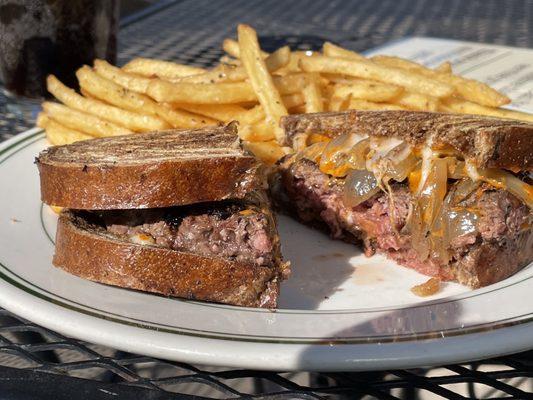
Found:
[1,1,532,398]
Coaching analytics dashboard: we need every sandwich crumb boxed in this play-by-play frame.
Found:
[411,278,441,297]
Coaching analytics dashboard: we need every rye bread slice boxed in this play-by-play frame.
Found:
[54,209,286,308]
[281,110,533,171]
[37,123,263,210]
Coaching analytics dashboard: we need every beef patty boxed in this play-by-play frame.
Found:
[75,202,277,268]
[274,157,533,287]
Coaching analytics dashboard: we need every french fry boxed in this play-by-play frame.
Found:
[238,121,276,142]
[272,73,314,95]
[223,38,268,59]
[434,61,452,74]
[289,105,307,114]
[42,102,133,137]
[439,98,533,122]
[175,103,264,125]
[349,98,408,111]
[371,55,434,75]
[122,57,205,79]
[372,55,510,107]
[148,79,257,104]
[78,66,214,129]
[243,140,291,165]
[447,75,510,107]
[281,51,316,73]
[328,94,352,112]
[238,24,288,143]
[302,75,323,113]
[323,42,365,60]
[174,46,290,84]
[282,93,305,109]
[331,79,403,102]
[94,59,152,93]
[219,55,241,66]
[394,91,439,111]
[37,113,93,145]
[47,75,169,132]
[300,55,454,98]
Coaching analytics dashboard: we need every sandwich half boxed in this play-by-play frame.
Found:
[37,123,289,308]
[274,110,532,288]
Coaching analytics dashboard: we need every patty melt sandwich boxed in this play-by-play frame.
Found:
[36,123,289,308]
[274,110,532,288]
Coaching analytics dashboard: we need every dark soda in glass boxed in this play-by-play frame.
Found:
[0,0,118,99]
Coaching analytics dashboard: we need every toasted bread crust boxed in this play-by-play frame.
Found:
[37,124,263,209]
[53,212,280,308]
[38,157,260,209]
[281,111,533,170]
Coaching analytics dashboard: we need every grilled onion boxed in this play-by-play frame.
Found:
[419,157,448,226]
[298,141,328,163]
[447,209,478,238]
[380,142,419,182]
[343,169,380,207]
[320,133,368,177]
[404,156,448,263]
[449,178,480,204]
[346,137,371,170]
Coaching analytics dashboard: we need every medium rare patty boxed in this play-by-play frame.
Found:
[77,202,278,268]
[274,157,533,287]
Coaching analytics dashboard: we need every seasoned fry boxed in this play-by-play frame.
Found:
[372,55,510,107]
[302,75,323,113]
[37,114,93,145]
[223,38,268,59]
[272,73,314,94]
[239,121,276,142]
[147,79,257,104]
[122,57,205,79]
[174,46,290,84]
[300,55,454,98]
[349,98,408,111]
[447,75,510,107]
[434,61,452,74]
[94,59,152,93]
[394,91,439,111]
[282,93,305,109]
[331,79,403,102]
[281,51,316,73]
[371,55,434,75]
[323,42,365,60]
[439,98,533,122]
[176,103,264,125]
[328,94,352,112]
[78,66,214,129]
[243,140,290,165]
[42,102,133,137]
[219,55,241,66]
[47,75,168,132]
[238,24,287,143]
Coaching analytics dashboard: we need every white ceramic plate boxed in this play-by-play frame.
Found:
[0,129,531,371]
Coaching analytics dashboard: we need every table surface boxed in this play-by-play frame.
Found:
[1,0,532,399]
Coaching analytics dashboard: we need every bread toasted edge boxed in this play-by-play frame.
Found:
[281,110,533,171]
[38,155,262,210]
[53,211,281,308]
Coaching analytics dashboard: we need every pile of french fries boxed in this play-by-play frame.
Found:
[38,24,533,164]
